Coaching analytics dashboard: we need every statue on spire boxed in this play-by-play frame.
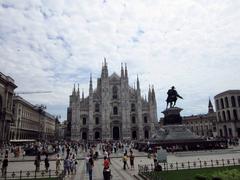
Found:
[166,86,183,108]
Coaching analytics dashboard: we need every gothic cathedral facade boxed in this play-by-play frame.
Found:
[68,59,158,141]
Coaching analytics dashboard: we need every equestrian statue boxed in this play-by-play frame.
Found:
[166,86,183,108]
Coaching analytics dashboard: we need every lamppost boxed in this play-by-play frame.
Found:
[36,104,46,142]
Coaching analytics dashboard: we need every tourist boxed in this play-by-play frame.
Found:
[63,156,70,177]
[122,153,129,170]
[85,154,90,173]
[129,151,135,169]
[34,153,41,172]
[103,156,111,180]
[88,154,94,180]
[44,154,50,172]
[1,155,8,177]
[56,154,61,173]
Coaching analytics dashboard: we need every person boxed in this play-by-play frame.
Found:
[103,156,111,180]
[44,154,50,172]
[129,152,135,169]
[88,154,94,180]
[85,154,90,173]
[1,156,8,177]
[56,154,61,173]
[63,156,70,177]
[122,153,129,170]
[34,153,41,172]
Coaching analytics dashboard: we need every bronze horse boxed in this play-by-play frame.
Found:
[166,86,183,108]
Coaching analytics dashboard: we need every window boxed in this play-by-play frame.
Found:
[113,106,118,115]
[238,96,240,107]
[83,117,86,125]
[218,112,222,122]
[144,116,148,123]
[220,98,224,109]
[132,116,136,124]
[225,97,229,108]
[216,100,219,110]
[222,111,226,121]
[95,103,100,112]
[95,117,99,125]
[112,86,118,99]
[233,109,238,120]
[231,96,236,107]
[227,110,231,121]
[131,103,135,112]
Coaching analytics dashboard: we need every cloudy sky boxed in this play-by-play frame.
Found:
[1,0,240,121]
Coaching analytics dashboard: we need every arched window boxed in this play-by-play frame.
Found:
[131,104,135,112]
[113,106,118,115]
[227,110,231,121]
[233,109,238,120]
[95,117,99,125]
[222,111,226,121]
[83,117,87,125]
[144,116,148,123]
[231,96,236,107]
[82,132,87,140]
[131,116,136,124]
[220,98,224,109]
[216,100,219,110]
[95,103,100,112]
[112,86,118,99]
[218,112,222,122]
[225,97,229,108]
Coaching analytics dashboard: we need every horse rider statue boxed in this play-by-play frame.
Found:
[166,86,183,108]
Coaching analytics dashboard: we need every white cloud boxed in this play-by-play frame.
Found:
[0,0,240,120]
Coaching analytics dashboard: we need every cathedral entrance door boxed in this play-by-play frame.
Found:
[113,127,120,140]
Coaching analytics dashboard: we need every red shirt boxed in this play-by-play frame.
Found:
[104,159,110,169]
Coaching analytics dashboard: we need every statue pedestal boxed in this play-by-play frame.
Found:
[162,107,183,125]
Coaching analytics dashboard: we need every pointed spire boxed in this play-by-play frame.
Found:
[89,73,93,92]
[125,63,128,78]
[72,83,76,95]
[208,98,214,113]
[121,63,124,78]
[82,89,84,100]
[77,83,80,96]
[101,57,108,78]
[137,75,140,90]
[148,84,152,102]
[104,57,107,66]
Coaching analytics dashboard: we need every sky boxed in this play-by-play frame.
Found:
[0,0,240,121]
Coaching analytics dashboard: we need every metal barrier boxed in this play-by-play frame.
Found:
[1,170,64,179]
[138,158,240,174]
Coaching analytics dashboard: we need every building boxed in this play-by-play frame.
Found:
[182,99,217,137]
[214,90,240,138]
[68,59,158,141]
[0,72,17,144]
[58,120,68,139]
[10,96,56,141]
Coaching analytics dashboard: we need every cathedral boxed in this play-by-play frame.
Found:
[68,59,158,141]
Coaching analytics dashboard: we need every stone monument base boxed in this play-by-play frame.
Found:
[162,107,183,125]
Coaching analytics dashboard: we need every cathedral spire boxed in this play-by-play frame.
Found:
[101,57,108,78]
[137,75,140,90]
[208,98,214,113]
[125,63,128,78]
[77,83,80,96]
[89,73,93,94]
[121,63,124,78]
[148,85,152,102]
[72,83,76,96]
[82,89,84,100]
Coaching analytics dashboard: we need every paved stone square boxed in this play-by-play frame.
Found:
[2,146,240,180]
